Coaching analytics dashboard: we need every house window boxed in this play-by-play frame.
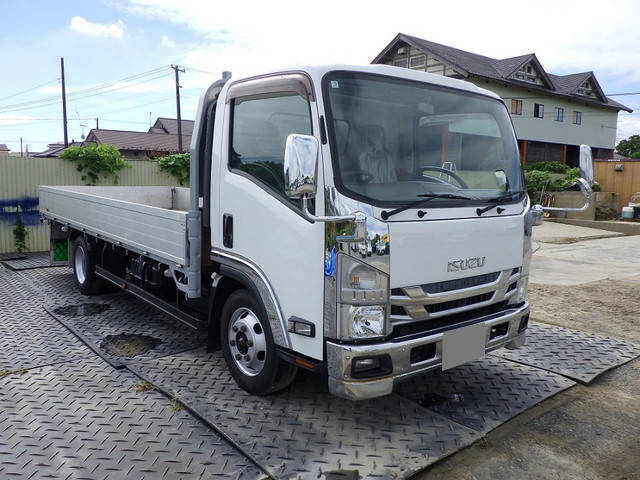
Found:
[555,107,564,122]
[409,55,426,68]
[534,103,544,118]
[573,111,582,125]
[511,99,523,115]
[393,58,408,68]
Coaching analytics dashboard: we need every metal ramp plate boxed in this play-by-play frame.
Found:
[45,293,206,368]
[0,296,91,372]
[0,251,53,270]
[0,358,263,480]
[491,322,640,383]
[128,349,481,480]
[395,356,575,432]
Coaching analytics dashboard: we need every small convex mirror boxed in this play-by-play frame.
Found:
[284,134,319,199]
[495,169,508,190]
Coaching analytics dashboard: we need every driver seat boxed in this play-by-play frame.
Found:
[358,124,396,183]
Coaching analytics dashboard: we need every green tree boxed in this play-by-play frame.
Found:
[156,153,190,185]
[60,144,130,184]
[616,135,640,158]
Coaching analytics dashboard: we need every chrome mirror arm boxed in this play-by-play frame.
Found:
[301,196,367,243]
[536,177,593,213]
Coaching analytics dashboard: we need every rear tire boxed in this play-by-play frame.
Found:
[220,289,297,395]
[72,236,104,295]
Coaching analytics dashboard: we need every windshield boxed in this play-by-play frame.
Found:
[322,71,524,206]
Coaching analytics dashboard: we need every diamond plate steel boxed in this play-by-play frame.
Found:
[396,356,575,432]
[0,251,53,270]
[0,358,264,479]
[128,349,481,480]
[492,322,640,383]
[45,293,206,368]
[0,278,91,371]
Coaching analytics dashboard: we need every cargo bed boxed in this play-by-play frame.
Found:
[40,186,191,266]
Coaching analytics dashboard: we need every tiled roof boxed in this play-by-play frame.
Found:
[0,143,10,151]
[86,129,191,152]
[33,141,82,157]
[149,117,195,136]
[373,33,633,113]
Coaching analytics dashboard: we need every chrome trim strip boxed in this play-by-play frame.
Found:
[390,268,519,323]
[212,248,291,348]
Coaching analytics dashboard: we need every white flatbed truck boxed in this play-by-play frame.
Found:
[40,64,592,399]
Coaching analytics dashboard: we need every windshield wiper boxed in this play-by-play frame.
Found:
[381,193,472,220]
[476,190,526,216]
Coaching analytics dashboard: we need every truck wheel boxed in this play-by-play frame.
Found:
[220,289,297,395]
[72,236,104,295]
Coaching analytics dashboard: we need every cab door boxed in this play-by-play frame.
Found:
[214,74,325,360]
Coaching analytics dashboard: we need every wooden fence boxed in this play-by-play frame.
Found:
[0,156,181,254]
[594,159,640,210]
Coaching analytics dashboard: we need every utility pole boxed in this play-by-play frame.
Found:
[20,137,23,157]
[171,64,185,152]
[95,118,99,129]
[61,57,68,148]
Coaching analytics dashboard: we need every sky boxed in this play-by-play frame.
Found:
[1,0,639,154]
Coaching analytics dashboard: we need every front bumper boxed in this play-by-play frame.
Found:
[326,303,529,400]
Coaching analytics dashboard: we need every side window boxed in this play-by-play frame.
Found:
[230,92,312,204]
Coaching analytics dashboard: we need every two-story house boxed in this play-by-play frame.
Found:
[373,33,632,166]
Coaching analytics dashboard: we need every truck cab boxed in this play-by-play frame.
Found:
[193,65,533,399]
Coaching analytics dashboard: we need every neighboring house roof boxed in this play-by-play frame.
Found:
[373,33,633,113]
[148,117,195,136]
[33,141,82,157]
[0,143,10,152]
[86,128,191,152]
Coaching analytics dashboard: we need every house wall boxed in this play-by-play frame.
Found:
[0,157,182,253]
[468,78,619,150]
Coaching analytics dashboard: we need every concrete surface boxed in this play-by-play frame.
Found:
[532,221,623,244]
[550,218,640,236]
[530,235,640,285]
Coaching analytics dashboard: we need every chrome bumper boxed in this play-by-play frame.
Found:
[326,303,529,400]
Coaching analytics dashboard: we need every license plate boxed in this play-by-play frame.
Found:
[442,323,486,370]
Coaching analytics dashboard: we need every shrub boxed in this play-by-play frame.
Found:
[60,144,130,184]
[13,211,28,253]
[157,153,190,185]
[525,161,572,174]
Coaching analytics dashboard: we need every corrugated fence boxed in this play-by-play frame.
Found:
[0,156,181,253]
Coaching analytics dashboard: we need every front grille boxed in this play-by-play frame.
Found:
[391,301,510,340]
[421,271,500,294]
[426,292,493,314]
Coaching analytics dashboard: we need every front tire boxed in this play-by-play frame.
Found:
[72,236,104,295]
[220,289,297,395]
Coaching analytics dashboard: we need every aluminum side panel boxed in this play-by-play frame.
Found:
[389,215,523,288]
[40,186,188,266]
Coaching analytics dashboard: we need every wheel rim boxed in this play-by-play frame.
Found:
[228,307,267,377]
[74,245,87,284]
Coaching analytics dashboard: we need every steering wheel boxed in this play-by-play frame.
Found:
[341,170,375,184]
[417,166,469,189]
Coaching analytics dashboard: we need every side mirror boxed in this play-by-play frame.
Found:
[284,134,318,200]
[528,204,544,226]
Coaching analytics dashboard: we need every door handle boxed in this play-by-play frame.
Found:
[223,214,233,248]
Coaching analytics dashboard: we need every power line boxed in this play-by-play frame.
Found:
[0,79,59,102]
[605,92,640,96]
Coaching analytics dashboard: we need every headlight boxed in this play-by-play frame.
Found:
[515,276,529,304]
[337,254,389,340]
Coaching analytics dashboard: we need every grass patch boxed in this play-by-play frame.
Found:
[0,368,29,378]
[130,380,157,393]
[170,397,184,413]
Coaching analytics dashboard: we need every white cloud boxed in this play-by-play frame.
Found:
[69,16,125,38]
[160,35,176,48]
